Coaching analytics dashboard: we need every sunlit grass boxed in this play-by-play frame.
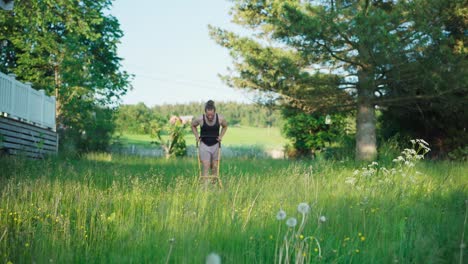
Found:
[118,125,287,149]
[0,155,466,263]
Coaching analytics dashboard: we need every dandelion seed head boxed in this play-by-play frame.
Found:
[319,215,327,223]
[297,203,310,214]
[206,253,221,264]
[286,217,297,227]
[276,209,286,220]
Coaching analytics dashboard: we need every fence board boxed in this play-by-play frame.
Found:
[0,122,57,142]
[3,142,55,155]
[0,123,57,145]
[0,117,56,138]
[6,148,48,159]
[0,116,58,157]
[0,128,56,147]
[1,130,57,151]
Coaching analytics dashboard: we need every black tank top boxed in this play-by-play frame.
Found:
[200,114,220,146]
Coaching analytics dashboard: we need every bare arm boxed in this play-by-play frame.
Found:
[191,116,201,142]
[218,115,228,141]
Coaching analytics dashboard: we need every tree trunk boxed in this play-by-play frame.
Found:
[356,69,377,161]
[54,64,61,125]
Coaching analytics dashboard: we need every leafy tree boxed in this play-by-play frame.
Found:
[0,0,131,152]
[209,0,464,160]
[379,0,467,158]
[115,103,160,134]
[116,102,283,134]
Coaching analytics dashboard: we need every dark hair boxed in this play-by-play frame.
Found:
[205,100,216,112]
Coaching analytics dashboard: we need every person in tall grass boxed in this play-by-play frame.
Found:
[191,100,228,179]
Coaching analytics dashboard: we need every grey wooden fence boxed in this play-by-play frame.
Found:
[0,116,58,158]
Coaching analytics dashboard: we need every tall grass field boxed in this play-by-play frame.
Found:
[0,145,467,263]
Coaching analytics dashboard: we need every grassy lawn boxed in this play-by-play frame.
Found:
[117,125,287,150]
[1,151,467,263]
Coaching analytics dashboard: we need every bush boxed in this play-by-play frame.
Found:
[281,107,347,158]
[58,105,116,155]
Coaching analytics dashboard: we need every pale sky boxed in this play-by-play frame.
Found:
[111,0,252,106]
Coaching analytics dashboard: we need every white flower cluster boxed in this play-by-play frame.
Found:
[393,139,430,163]
[348,161,379,183]
[347,139,431,187]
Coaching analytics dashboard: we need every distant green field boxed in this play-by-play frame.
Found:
[117,126,287,149]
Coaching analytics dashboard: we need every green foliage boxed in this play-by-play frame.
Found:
[282,107,346,158]
[167,121,187,158]
[209,0,466,160]
[0,0,131,153]
[377,0,467,159]
[115,102,284,134]
[115,103,164,134]
[447,146,468,162]
[59,104,116,154]
[150,118,188,158]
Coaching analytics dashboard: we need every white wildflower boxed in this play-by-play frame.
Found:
[353,170,360,176]
[345,177,357,185]
[276,209,287,220]
[286,217,297,228]
[381,167,389,175]
[319,216,327,223]
[419,139,429,146]
[297,203,310,214]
